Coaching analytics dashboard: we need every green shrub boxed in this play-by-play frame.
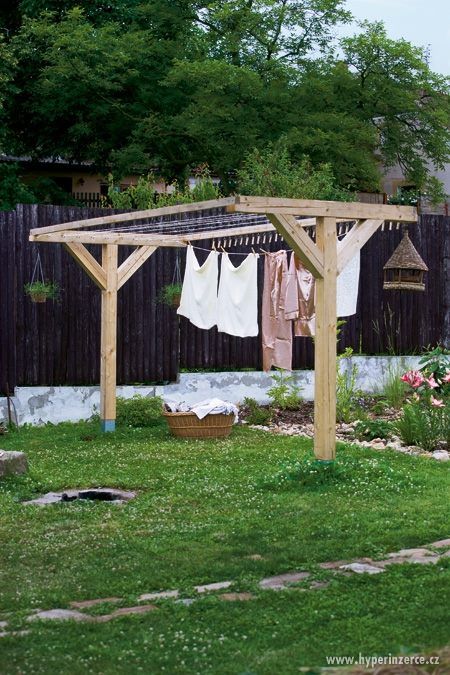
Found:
[267,370,303,410]
[393,403,442,451]
[354,418,393,441]
[382,363,407,409]
[336,348,362,423]
[116,395,164,428]
[242,397,272,426]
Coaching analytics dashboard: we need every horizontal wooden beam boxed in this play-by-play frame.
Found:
[117,246,156,290]
[63,243,107,290]
[268,213,324,278]
[184,218,318,242]
[30,231,186,247]
[337,219,383,275]
[29,197,237,236]
[235,195,417,222]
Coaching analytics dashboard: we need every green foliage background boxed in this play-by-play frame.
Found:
[0,2,448,206]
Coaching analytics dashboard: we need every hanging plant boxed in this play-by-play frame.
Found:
[157,282,183,308]
[24,280,59,303]
[157,251,183,308]
[25,250,59,303]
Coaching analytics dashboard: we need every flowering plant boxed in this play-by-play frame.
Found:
[395,348,450,450]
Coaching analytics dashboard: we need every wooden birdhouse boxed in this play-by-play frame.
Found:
[383,227,428,291]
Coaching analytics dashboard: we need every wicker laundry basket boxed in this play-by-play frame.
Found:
[163,411,234,439]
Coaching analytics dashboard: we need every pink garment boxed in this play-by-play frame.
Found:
[285,253,316,337]
[262,251,293,371]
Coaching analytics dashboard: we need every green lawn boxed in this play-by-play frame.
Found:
[0,421,449,674]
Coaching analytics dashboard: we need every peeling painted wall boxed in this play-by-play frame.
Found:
[0,356,421,427]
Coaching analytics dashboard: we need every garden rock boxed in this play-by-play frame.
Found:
[28,609,91,622]
[339,562,384,574]
[259,571,310,590]
[70,597,122,609]
[432,450,449,461]
[195,581,232,593]
[0,451,28,477]
[430,538,450,548]
[219,593,254,601]
[94,604,157,622]
[138,590,179,601]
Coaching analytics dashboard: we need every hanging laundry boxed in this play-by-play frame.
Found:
[217,252,259,337]
[285,253,316,337]
[262,250,293,371]
[337,252,360,317]
[177,245,219,329]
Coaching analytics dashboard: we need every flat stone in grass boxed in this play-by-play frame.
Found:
[70,597,122,609]
[94,604,157,623]
[219,593,254,601]
[388,548,435,558]
[0,451,27,477]
[259,571,310,590]
[28,609,92,623]
[138,590,179,602]
[195,581,232,594]
[339,562,384,575]
[430,538,450,548]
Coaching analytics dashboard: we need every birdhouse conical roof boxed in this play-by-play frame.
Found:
[383,231,428,271]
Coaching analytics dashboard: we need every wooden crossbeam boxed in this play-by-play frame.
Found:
[337,219,383,275]
[118,246,157,290]
[63,243,107,290]
[29,197,237,236]
[268,213,324,278]
[236,196,417,222]
[30,231,185,247]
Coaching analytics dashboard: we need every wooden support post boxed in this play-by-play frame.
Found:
[100,244,118,432]
[314,217,337,461]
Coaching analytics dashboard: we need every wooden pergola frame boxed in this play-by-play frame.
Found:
[29,195,417,461]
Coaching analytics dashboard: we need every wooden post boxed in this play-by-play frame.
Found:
[314,217,337,461]
[100,244,118,432]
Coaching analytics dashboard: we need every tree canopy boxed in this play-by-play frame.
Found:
[0,1,448,201]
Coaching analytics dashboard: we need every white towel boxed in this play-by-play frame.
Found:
[217,252,259,337]
[337,252,360,317]
[177,246,219,329]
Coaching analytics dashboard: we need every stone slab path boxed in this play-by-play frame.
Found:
[0,538,448,638]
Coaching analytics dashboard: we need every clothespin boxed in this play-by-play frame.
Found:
[274,233,278,242]
[251,247,256,255]
[212,239,216,250]
[245,236,249,245]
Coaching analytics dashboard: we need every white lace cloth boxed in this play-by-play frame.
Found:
[164,397,239,422]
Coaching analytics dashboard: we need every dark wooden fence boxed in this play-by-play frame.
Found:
[1,204,449,394]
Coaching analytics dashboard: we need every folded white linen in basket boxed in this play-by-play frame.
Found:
[164,397,239,422]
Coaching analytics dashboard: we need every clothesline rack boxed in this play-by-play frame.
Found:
[29,195,417,462]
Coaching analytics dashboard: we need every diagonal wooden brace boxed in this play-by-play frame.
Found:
[117,246,157,290]
[64,242,107,290]
[267,213,324,278]
[337,219,383,275]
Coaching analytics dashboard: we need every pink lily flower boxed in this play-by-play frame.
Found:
[430,396,445,408]
[425,376,439,389]
[401,370,425,388]
[443,371,450,383]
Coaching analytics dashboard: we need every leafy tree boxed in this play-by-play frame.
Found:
[0,163,35,210]
[237,139,353,200]
[190,0,351,68]
[341,22,450,194]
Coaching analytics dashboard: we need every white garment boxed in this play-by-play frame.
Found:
[164,397,239,422]
[337,252,360,317]
[177,246,219,329]
[217,252,259,337]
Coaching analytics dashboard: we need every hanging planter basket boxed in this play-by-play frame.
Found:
[24,252,59,303]
[383,228,428,292]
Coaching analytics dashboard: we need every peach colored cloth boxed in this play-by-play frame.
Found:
[285,253,316,337]
[262,251,293,371]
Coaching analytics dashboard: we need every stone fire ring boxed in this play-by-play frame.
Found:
[23,488,136,506]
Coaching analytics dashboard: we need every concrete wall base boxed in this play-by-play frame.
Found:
[0,356,421,427]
